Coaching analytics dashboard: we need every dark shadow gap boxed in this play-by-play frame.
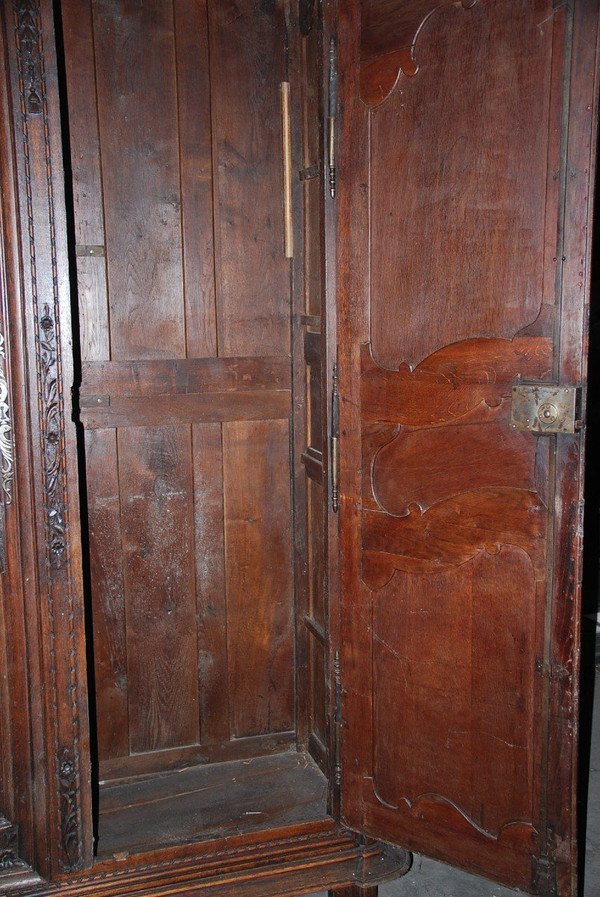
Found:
[52,0,100,854]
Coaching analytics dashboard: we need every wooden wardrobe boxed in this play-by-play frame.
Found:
[0,1,599,896]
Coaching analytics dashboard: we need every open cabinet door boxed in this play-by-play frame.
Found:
[336,1,600,894]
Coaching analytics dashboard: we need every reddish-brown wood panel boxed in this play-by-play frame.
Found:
[192,423,228,746]
[208,0,290,357]
[336,0,599,893]
[173,0,217,360]
[369,0,554,371]
[92,0,185,361]
[61,0,109,362]
[223,420,294,739]
[84,429,128,761]
[118,426,198,754]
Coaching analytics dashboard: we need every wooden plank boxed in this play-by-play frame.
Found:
[209,0,290,357]
[80,391,292,430]
[97,752,327,859]
[547,2,600,892]
[118,426,198,753]
[223,420,294,738]
[81,356,291,396]
[84,429,128,761]
[300,25,323,319]
[308,479,325,629]
[309,637,327,763]
[98,732,296,784]
[192,423,229,745]
[92,0,185,360]
[173,0,217,359]
[61,0,110,362]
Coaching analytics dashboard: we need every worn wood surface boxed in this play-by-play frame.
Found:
[1,0,93,875]
[61,0,295,777]
[336,0,599,894]
[97,752,327,858]
[8,823,408,897]
[297,3,330,782]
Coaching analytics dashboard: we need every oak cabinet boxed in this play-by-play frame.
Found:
[0,2,598,896]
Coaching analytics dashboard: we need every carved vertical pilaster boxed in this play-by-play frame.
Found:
[9,0,92,874]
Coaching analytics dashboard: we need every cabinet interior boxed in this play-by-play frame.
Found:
[58,0,330,858]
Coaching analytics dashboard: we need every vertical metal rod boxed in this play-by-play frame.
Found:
[331,362,340,512]
[328,38,338,198]
[281,81,294,258]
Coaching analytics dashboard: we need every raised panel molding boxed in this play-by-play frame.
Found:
[360,0,477,105]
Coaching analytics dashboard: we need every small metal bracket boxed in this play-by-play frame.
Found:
[80,394,110,408]
[299,163,320,182]
[510,384,582,435]
[75,244,105,257]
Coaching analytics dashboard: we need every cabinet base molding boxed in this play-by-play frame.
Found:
[5,824,410,897]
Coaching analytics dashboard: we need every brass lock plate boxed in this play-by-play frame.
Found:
[510,384,582,435]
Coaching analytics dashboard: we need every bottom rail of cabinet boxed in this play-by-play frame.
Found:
[1,821,411,897]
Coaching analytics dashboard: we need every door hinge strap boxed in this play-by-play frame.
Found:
[532,854,558,897]
[328,37,338,198]
[334,649,342,787]
[331,362,339,512]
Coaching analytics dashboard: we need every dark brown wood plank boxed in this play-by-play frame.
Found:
[301,447,323,484]
[223,420,294,738]
[81,356,291,396]
[547,2,600,892]
[93,0,185,360]
[308,479,325,629]
[209,0,290,357]
[61,0,110,362]
[97,752,327,859]
[118,426,198,753]
[309,637,327,753]
[99,732,295,784]
[301,23,323,319]
[174,0,217,359]
[80,391,292,430]
[85,429,128,761]
[192,423,229,745]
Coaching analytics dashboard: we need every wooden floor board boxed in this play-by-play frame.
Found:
[96,750,328,858]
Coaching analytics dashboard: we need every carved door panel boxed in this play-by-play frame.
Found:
[336,1,599,895]
[61,0,296,779]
